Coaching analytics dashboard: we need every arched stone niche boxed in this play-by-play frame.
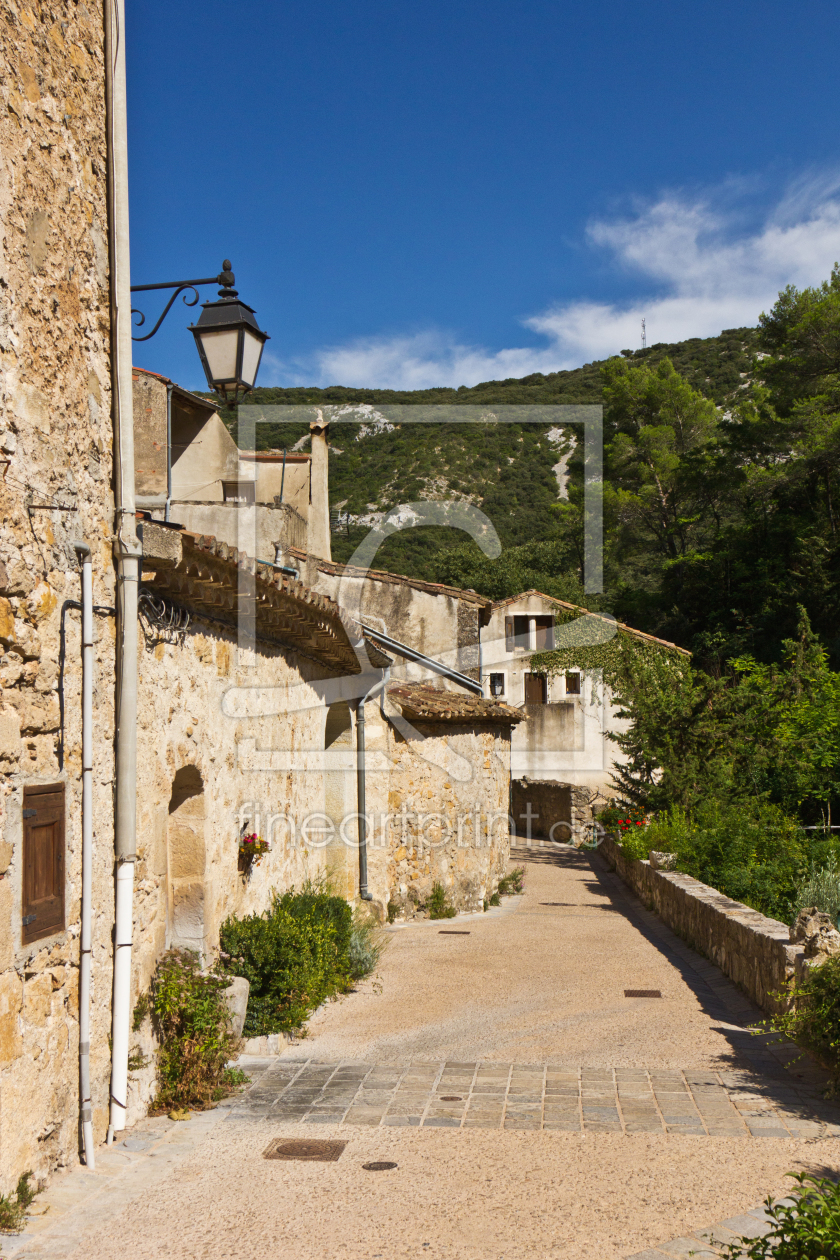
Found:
[167,765,208,957]
[323,701,357,899]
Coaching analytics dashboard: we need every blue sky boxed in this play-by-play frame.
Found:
[126,0,840,391]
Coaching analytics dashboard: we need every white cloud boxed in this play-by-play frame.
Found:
[269,173,840,390]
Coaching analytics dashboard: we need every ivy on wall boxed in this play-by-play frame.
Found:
[529,608,689,692]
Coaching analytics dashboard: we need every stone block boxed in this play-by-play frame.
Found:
[0,972,23,1064]
[223,976,250,1038]
[0,706,21,763]
[140,523,182,569]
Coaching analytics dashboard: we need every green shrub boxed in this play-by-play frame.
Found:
[768,954,840,1081]
[347,910,384,980]
[793,850,840,927]
[218,882,382,1036]
[149,951,245,1113]
[0,1173,37,1234]
[498,866,525,895]
[717,1173,840,1258]
[426,883,457,920]
[640,799,807,922]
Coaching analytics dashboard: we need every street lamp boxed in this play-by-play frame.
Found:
[130,259,270,404]
[189,263,270,405]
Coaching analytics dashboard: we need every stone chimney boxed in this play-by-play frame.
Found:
[308,415,331,562]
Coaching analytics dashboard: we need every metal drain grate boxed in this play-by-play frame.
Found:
[264,1138,346,1162]
[439,1096,462,1101]
[363,1161,398,1171]
[624,989,662,998]
[439,930,470,935]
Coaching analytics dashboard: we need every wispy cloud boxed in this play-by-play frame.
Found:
[266,172,840,390]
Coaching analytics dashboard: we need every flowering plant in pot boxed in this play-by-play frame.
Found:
[238,832,270,875]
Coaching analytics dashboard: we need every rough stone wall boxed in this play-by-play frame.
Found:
[0,1,116,1189]
[599,834,803,1015]
[370,715,513,917]
[128,614,335,1120]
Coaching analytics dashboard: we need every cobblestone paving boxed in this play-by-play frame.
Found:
[627,1197,792,1258]
[226,1057,840,1137]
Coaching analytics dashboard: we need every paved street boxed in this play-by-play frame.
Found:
[12,845,840,1260]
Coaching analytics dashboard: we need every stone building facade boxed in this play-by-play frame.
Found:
[0,0,118,1188]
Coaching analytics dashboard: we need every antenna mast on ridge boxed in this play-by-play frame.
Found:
[641,318,647,350]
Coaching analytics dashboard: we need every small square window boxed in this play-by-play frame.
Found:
[223,481,255,503]
[565,671,581,695]
[488,673,505,697]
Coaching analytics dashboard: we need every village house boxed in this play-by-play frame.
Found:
[0,6,520,1184]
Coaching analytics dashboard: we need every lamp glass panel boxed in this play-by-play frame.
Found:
[198,327,239,382]
[240,328,265,387]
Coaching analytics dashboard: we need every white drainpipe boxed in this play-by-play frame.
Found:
[105,0,140,1144]
[73,541,95,1170]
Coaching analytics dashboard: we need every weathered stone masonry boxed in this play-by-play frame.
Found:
[0,0,117,1187]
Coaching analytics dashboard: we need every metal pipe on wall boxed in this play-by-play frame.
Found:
[164,382,173,523]
[73,541,95,1170]
[104,0,141,1145]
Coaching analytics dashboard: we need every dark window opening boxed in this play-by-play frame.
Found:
[488,673,505,697]
[534,616,555,650]
[524,673,547,704]
[565,671,581,695]
[22,783,65,945]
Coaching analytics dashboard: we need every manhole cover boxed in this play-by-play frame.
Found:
[439,930,470,935]
[440,1096,462,1101]
[264,1139,346,1162]
[624,989,662,998]
[363,1161,398,1171]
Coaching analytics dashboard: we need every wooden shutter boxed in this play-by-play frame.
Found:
[22,783,65,945]
[505,617,514,652]
[524,673,547,704]
[534,616,555,651]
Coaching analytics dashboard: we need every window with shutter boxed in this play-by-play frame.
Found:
[22,783,65,945]
[534,616,555,650]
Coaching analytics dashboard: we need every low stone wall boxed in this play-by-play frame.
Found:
[599,833,804,1015]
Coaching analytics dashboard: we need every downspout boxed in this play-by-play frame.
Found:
[105,0,141,1145]
[73,541,95,1170]
[164,382,173,523]
[354,695,373,901]
[279,447,286,504]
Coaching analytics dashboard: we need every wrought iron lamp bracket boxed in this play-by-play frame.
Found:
[130,261,236,342]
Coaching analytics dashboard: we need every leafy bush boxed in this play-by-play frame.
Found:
[426,883,457,920]
[0,1173,37,1234]
[498,866,525,896]
[793,850,840,927]
[218,882,382,1035]
[639,799,807,922]
[347,911,384,980]
[769,954,840,1080]
[718,1173,840,1259]
[149,951,245,1113]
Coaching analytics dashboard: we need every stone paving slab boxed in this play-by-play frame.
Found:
[223,1057,840,1135]
[625,1197,804,1257]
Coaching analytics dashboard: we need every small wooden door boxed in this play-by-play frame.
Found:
[524,672,547,704]
[22,784,65,945]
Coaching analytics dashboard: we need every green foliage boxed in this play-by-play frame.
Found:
[218,883,383,1035]
[717,1174,840,1259]
[425,883,457,919]
[769,955,840,1080]
[639,800,807,921]
[793,850,840,926]
[608,612,840,829]
[497,866,525,895]
[149,951,244,1113]
[488,891,501,907]
[132,992,150,1032]
[0,1173,38,1234]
